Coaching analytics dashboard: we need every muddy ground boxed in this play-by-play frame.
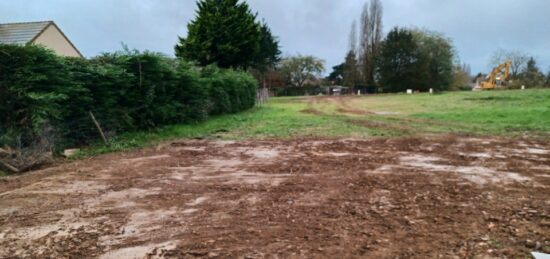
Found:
[0,135,549,258]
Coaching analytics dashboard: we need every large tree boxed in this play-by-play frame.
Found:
[254,22,281,72]
[358,0,383,86]
[343,52,359,87]
[412,29,455,91]
[377,27,455,92]
[343,21,360,87]
[279,55,325,87]
[250,21,281,88]
[377,27,422,92]
[520,57,545,87]
[175,0,260,69]
[450,63,472,90]
[327,63,344,85]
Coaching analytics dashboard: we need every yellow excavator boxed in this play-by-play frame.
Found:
[478,60,512,90]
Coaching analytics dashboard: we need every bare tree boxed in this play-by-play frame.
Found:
[490,49,529,78]
[358,0,383,85]
[461,62,471,77]
[357,2,369,82]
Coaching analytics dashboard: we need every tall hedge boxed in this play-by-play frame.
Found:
[0,44,257,150]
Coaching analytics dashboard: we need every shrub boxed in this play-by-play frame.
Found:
[0,44,78,148]
[200,65,257,115]
[0,44,257,154]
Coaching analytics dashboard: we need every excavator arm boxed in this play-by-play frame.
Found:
[479,60,511,89]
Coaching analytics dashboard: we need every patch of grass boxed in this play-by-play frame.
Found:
[77,89,550,157]
[0,170,7,177]
[488,239,504,249]
[410,90,550,133]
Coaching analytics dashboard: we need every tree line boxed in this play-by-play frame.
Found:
[335,0,456,93]
[331,0,550,92]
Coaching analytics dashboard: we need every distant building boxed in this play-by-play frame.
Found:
[0,21,83,58]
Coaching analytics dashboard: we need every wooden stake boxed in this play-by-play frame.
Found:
[89,111,110,146]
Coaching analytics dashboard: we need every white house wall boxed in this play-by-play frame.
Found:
[32,24,81,57]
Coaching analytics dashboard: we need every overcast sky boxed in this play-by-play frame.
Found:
[1,0,549,74]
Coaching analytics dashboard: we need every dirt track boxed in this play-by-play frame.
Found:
[1,135,549,258]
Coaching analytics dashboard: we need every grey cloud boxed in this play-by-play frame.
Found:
[1,0,548,74]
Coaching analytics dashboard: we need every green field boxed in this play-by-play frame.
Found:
[78,89,550,156]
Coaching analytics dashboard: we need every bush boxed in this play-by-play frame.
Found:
[200,65,257,114]
[0,44,257,153]
[0,44,77,148]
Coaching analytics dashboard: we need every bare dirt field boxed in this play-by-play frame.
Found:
[1,135,549,258]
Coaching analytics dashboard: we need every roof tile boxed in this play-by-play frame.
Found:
[0,21,52,44]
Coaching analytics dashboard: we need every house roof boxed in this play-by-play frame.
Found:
[0,21,83,57]
[0,21,52,44]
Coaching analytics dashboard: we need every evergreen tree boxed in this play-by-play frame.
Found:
[412,29,454,91]
[521,57,545,87]
[175,0,260,69]
[377,27,421,92]
[254,21,281,73]
[251,21,281,88]
[343,20,360,88]
[358,0,383,86]
[343,51,359,87]
[327,63,344,85]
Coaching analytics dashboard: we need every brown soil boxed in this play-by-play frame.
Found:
[347,119,415,134]
[336,108,372,115]
[1,136,549,258]
[331,96,372,115]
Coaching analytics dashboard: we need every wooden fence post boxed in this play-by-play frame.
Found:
[89,111,110,146]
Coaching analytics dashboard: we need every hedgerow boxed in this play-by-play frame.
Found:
[0,44,257,150]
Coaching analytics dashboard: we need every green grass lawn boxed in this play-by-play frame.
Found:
[78,89,550,157]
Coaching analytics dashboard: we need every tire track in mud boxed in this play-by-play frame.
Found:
[300,96,483,134]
